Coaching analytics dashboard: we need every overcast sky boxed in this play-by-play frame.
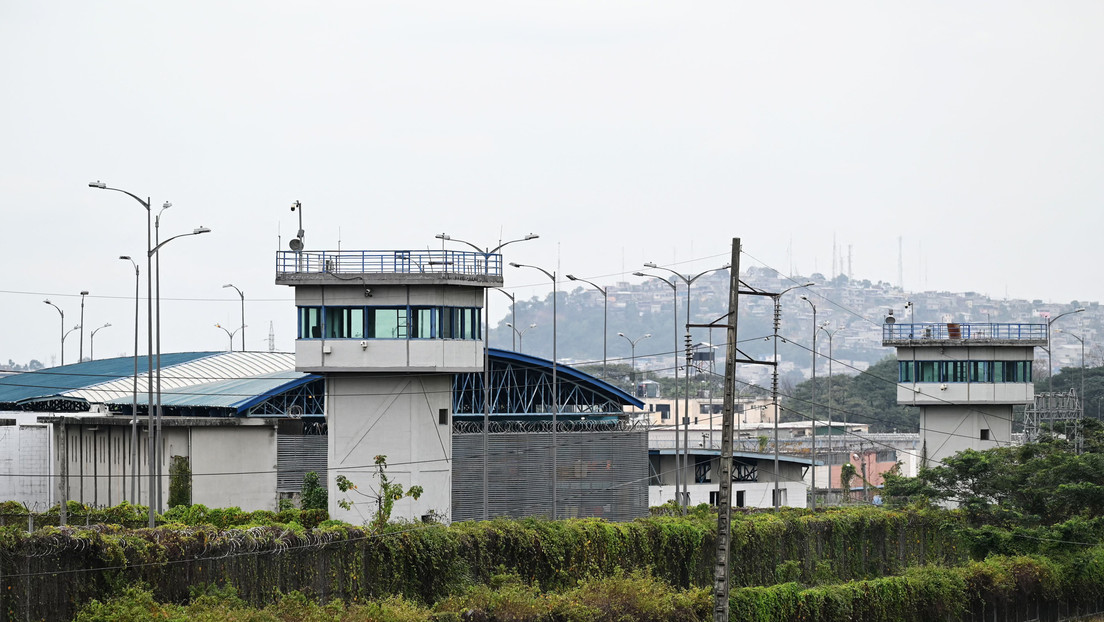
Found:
[3,2,1102,365]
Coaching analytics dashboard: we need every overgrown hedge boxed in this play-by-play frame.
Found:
[0,505,963,621]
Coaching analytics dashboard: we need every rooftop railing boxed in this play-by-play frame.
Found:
[882,322,1047,342]
[276,250,502,277]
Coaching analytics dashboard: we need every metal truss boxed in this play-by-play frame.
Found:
[1024,389,1083,452]
[244,378,325,417]
[453,359,627,418]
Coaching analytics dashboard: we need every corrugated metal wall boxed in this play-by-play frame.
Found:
[277,435,327,492]
[451,427,648,522]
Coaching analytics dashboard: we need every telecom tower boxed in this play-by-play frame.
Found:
[276,239,500,522]
[883,315,1046,468]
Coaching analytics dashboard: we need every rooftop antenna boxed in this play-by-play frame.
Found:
[289,200,304,251]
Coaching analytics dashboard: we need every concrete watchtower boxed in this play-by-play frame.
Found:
[883,319,1046,468]
[276,249,501,522]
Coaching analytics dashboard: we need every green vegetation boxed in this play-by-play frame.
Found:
[168,455,192,508]
[301,471,328,511]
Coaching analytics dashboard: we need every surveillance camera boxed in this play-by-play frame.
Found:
[364,288,372,297]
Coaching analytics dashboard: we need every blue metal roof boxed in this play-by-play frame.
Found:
[0,352,216,405]
[106,371,317,412]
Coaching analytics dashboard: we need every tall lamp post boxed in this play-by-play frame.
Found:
[151,226,212,512]
[1056,328,1087,453]
[495,289,517,350]
[566,274,608,379]
[215,323,245,351]
[510,262,559,519]
[119,255,140,502]
[633,271,682,506]
[641,263,730,507]
[819,322,843,500]
[222,284,245,351]
[437,232,538,521]
[78,291,89,362]
[90,180,157,527]
[617,332,651,409]
[800,294,817,510]
[43,300,65,366]
[89,323,111,360]
[1047,308,1085,393]
[63,325,82,354]
[769,283,813,509]
[506,322,536,353]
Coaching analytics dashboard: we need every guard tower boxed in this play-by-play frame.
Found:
[883,320,1046,468]
[276,249,501,522]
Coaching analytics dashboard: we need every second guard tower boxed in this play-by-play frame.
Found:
[883,319,1047,468]
[276,248,501,522]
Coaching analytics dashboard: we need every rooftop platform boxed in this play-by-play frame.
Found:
[882,322,1047,346]
[275,250,504,287]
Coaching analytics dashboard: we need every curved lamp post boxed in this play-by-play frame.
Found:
[800,294,817,510]
[437,232,538,521]
[510,261,558,519]
[769,282,813,509]
[617,332,651,411]
[89,323,111,361]
[506,322,536,353]
[632,271,682,507]
[120,255,140,503]
[89,180,156,528]
[79,291,89,362]
[43,300,65,366]
[566,274,608,379]
[215,323,245,351]
[495,289,517,350]
[150,226,212,513]
[818,322,843,501]
[642,262,730,508]
[222,284,245,351]
[1047,308,1085,392]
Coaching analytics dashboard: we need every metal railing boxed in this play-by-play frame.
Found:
[276,250,503,277]
[883,322,1046,342]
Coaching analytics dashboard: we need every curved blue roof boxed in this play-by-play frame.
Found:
[487,348,643,408]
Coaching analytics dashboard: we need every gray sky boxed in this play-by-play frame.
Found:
[3,2,1102,365]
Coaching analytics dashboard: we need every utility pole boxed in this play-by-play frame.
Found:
[712,238,741,622]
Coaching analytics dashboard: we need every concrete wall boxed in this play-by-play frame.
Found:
[920,403,1013,468]
[190,423,278,510]
[0,419,52,508]
[326,374,452,524]
[650,481,806,508]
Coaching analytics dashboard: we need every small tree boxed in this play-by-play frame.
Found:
[300,471,327,511]
[839,463,856,503]
[168,456,192,508]
[335,455,423,530]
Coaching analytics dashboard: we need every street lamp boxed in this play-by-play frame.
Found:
[119,255,140,503]
[769,282,813,509]
[495,289,517,350]
[1056,328,1087,452]
[63,325,81,354]
[89,180,156,528]
[640,262,730,508]
[222,284,245,351]
[800,294,817,510]
[150,225,212,513]
[566,274,608,380]
[79,291,89,362]
[617,332,651,408]
[1047,308,1085,392]
[437,232,539,521]
[819,322,843,501]
[506,322,537,354]
[510,261,559,519]
[43,299,65,366]
[634,271,681,506]
[215,323,245,352]
[89,323,111,360]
